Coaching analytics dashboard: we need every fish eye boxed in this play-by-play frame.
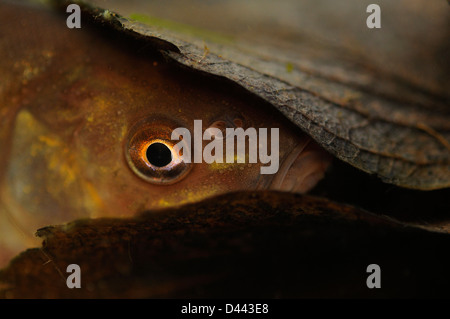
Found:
[146,142,172,167]
[125,117,191,185]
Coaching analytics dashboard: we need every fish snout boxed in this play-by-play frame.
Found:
[270,138,332,193]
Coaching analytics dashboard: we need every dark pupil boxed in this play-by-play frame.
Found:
[146,142,172,167]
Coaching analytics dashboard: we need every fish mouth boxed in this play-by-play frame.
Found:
[269,138,332,193]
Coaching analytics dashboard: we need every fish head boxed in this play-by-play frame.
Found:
[0,2,331,265]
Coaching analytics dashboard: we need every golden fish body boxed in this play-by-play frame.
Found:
[0,2,330,266]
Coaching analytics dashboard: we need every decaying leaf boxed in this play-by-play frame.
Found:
[51,0,450,189]
[1,191,450,298]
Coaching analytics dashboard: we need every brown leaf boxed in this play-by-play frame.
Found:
[1,191,450,298]
[51,0,450,189]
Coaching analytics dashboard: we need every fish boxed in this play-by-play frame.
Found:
[0,1,331,267]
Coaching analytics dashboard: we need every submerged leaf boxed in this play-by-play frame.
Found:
[53,0,450,189]
[2,191,450,298]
